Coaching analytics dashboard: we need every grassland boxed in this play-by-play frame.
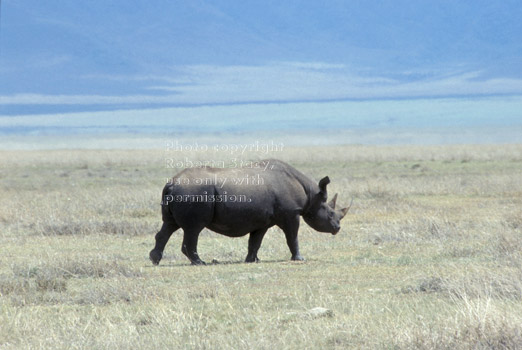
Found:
[0,144,521,349]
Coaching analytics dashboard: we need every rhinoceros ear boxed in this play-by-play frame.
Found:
[328,193,338,209]
[318,176,330,194]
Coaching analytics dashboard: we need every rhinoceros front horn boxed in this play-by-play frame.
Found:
[328,193,338,209]
[340,198,354,219]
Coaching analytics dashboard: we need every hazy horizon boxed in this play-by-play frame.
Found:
[1,95,521,149]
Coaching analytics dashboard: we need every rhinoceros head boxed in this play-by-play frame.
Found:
[303,176,351,235]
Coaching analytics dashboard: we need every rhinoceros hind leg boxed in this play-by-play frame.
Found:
[181,228,206,265]
[245,228,268,263]
[150,221,179,265]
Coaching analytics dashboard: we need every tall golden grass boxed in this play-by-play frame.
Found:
[1,144,521,349]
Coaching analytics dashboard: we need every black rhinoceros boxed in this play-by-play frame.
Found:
[150,159,350,265]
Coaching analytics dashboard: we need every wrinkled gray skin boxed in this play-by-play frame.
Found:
[149,159,351,265]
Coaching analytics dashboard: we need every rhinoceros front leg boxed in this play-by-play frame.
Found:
[181,228,206,265]
[150,221,180,265]
[245,227,268,263]
[279,215,304,261]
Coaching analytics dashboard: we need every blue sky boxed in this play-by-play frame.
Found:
[1,1,522,117]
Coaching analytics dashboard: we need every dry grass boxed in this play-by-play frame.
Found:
[1,144,521,349]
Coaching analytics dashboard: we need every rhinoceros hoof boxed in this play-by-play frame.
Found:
[291,255,305,261]
[191,259,206,266]
[149,250,162,265]
[245,255,260,263]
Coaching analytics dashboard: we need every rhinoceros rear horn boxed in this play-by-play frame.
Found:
[328,193,338,209]
[318,176,330,194]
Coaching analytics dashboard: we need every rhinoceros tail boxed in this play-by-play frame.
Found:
[160,182,177,223]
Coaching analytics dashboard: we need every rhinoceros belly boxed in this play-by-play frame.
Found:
[206,201,275,237]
